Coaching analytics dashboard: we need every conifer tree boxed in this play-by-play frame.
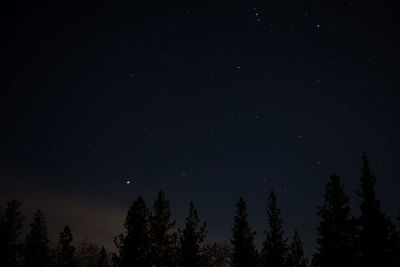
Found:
[314,173,355,267]
[179,201,206,267]
[387,220,399,267]
[0,199,25,267]
[150,190,177,266]
[75,237,100,266]
[113,196,152,267]
[287,230,308,267]
[231,197,258,267]
[356,153,395,267]
[54,225,76,267]
[261,190,288,267]
[200,242,232,267]
[395,211,400,267]
[23,210,51,267]
[96,246,108,267]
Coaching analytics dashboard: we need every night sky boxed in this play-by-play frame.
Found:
[1,0,400,255]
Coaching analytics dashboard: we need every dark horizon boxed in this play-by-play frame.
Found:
[1,152,398,257]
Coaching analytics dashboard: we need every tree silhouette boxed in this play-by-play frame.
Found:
[314,173,356,267]
[150,190,177,266]
[54,225,76,267]
[0,199,25,267]
[113,196,152,267]
[395,211,400,267]
[231,197,258,267]
[75,237,100,267]
[96,246,108,267]
[0,152,399,267]
[387,220,400,267]
[22,210,51,267]
[261,190,288,267]
[200,242,232,267]
[356,153,395,267]
[287,230,308,267]
[179,201,206,267]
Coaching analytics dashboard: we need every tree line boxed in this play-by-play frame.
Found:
[1,153,399,266]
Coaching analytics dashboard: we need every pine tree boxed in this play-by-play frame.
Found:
[113,196,152,267]
[261,190,288,267]
[75,237,100,266]
[0,199,25,267]
[179,201,206,267]
[96,246,108,267]
[54,225,76,267]
[150,190,177,266]
[314,173,355,267]
[200,242,232,267]
[231,197,258,267]
[287,230,308,267]
[387,220,399,267]
[22,210,51,267]
[356,153,395,267]
[395,211,400,267]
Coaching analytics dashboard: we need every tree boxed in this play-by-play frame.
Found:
[261,190,288,267]
[395,211,400,267]
[22,210,51,267]
[200,242,232,267]
[179,201,206,267]
[314,173,356,267]
[74,237,100,267]
[387,220,399,267]
[54,225,76,267]
[231,197,258,267]
[0,199,25,267]
[287,230,308,267]
[356,153,395,267]
[113,196,152,267]
[96,246,108,267]
[150,190,177,266]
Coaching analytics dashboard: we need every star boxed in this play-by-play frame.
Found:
[126,179,134,185]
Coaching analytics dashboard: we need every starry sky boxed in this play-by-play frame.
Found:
[1,0,400,255]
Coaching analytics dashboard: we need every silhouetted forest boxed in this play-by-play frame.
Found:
[1,153,399,267]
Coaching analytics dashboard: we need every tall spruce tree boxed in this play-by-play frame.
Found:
[357,153,395,267]
[314,173,355,267]
[150,190,177,266]
[96,246,108,267]
[23,210,51,267]
[113,196,152,267]
[200,242,232,267]
[0,199,25,267]
[179,201,206,267]
[387,220,399,267]
[54,225,76,267]
[231,197,258,267]
[261,190,288,267]
[287,230,308,267]
[395,211,400,267]
[74,237,100,267]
